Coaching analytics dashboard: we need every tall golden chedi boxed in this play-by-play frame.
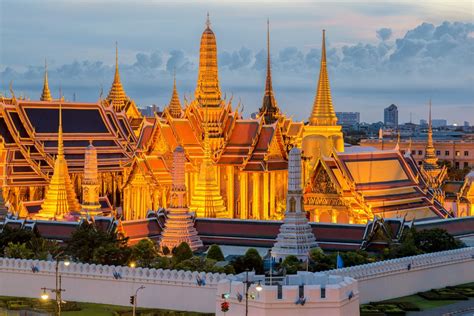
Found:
[81,141,101,214]
[35,103,81,220]
[420,100,447,199]
[189,110,227,218]
[166,73,183,119]
[301,30,344,163]
[160,146,203,251]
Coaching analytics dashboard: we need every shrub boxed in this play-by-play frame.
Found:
[281,255,301,274]
[4,242,34,259]
[172,242,193,263]
[206,244,225,261]
[414,228,464,253]
[130,238,159,267]
[231,248,263,274]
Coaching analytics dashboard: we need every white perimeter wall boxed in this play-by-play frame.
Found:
[0,258,227,313]
[326,247,474,304]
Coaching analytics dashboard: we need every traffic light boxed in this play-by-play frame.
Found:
[130,295,135,305]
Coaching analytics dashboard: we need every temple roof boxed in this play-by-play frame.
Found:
[310,150,451,220]
[0,99,136,186]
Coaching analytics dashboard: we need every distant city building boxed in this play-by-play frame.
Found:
[432,119,447,128]
[384,104,398,127]
[336,112,360,126]
[464,121,470,127]
[139,104,160,117]
[420,119,427,126]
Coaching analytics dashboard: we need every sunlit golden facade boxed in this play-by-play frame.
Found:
[0,17,453,225]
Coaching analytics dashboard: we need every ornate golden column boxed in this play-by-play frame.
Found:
[239,172,248,219]
[226,166,234,217]
[252,173,260,219]
[270,172,276,218]
[263,172,269,219]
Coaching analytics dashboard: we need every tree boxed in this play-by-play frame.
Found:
[66,221,130,264]
[28,237,61,260]
[206,244,225,262]
[414,228,464,253]
[231,248,264,274]
[308,248,334,272]
[130,238,159,268]
[341,250,371,267]
[4,242,34,259]
[281,255,301,274]
[172,242,193,263]
[0,226,37,253]
[383,227,421,259]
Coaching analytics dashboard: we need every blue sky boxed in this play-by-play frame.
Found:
[1,0,473,123]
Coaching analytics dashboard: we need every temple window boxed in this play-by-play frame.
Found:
[290,197,296,212]
[464,162,469,168]
[418,150,423,155]
[445,150,450,156]
[464,151,469,156]
[456,151,460,157]
[411,150,416,155]
[436,150,441,156]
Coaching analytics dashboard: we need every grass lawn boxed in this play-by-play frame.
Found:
[380,282,474,311]
[0,296,212,316]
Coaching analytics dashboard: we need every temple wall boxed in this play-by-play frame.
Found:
[326,247,474,304]
[0,258,227,313]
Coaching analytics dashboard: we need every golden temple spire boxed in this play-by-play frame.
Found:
[107,42,128,112]
[309,30,337,126]
[40,59,52,102]
[189,106,226,218]
[423,99,438,169]
[37,97,81,220]
[259,19,280,124]
[194,13,222,107]
[168,71,183,118]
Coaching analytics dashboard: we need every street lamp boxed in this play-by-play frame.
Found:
[130,285,145,316]
[243,270,263,316]
[40,252,70,316]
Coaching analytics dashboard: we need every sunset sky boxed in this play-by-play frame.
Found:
[1,0,473,123]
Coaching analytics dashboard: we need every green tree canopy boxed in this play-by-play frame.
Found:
[66,221,130,265]
[4,242,34,259]
[414,228,464,253]
[206,244,225,262]
[130,238,160,267]
[172,242,193,263]
[232,248,264,274]
[0,226,37,253]
[281,255,301,274]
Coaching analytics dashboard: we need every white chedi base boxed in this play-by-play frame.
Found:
[271,211,318,262]
[160,208,203,251]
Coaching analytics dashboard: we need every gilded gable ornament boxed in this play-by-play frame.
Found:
[310,168,337,194]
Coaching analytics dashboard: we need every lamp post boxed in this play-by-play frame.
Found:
[242,270,262,316]
[40,253,70,316]
[131,285,145,316]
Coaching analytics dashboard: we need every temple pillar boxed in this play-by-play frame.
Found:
[270,172,276,218]
[252,173,260,219]
[331,211,337,223]
[226,166,234,218]
[240,173,248,219]
[263,172,269,219]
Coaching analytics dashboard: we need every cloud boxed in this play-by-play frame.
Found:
[376,27,392,41]
[220,47,253,70]
[165,50,194,73]
[1,21,473,123]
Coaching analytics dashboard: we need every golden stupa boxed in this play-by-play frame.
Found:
[36,102,81,220]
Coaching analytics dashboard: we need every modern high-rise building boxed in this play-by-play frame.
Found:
[384,104,398,127]
[336,112,360,126]
[432,119,447,128]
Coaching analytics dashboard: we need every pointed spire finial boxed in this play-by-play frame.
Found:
[41,59,53,102]
[58,87,64,158]
[206,12,211,29]
[107,41,128,111]
[309,29,337,126]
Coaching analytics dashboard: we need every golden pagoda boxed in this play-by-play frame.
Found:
[81,141,101,214]
[189,109,227,218]
[421,100,447,193]
[301,30,344,163]
[40,60,52,102]
[36,102,81,220]
[258,19,281,125]
[107,43,128,112]
[160,146,203,251]
[166,73,183,119]
[195,13,221,107]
